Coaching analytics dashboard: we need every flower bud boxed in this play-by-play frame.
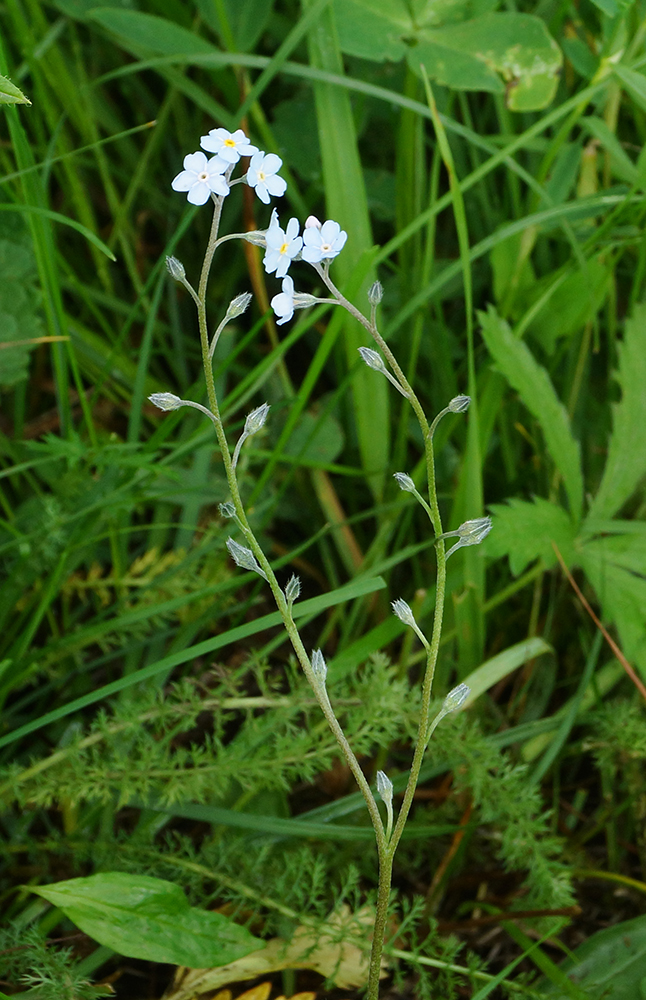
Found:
[226,292,253,320]
[243,230,267,247]
[285,574,301,604]
[166,256,186,281]
[448,394,471,413]
[391,598,416,627]
[311,648,327,682]
[305,215,321,229]
[442,682,470,714]
[219,502,236,518]
[226,537,267,580]
[376,770,393,806]
[457,516,492,545]
[358,346,385,372]
[393,472,415,493]
[244,402,270,437]
[149,392,182,411]
[368,281,383,306]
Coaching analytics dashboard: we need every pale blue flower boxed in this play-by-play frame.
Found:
[302,219,347,263]
[263,215,302,277]
[171,151,229,205]
[200,127,258,164]
[247,151,287,204]
[271,276,295,326]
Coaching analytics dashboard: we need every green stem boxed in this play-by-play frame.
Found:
[313,262,450,999]
[195,202,386,863]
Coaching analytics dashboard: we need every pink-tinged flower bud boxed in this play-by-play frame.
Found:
[305,215,321,229]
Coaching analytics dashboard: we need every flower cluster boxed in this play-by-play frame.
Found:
[171,127,349,328]
[171,127,286,207]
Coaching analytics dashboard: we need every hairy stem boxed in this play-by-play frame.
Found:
[195,203,386,860]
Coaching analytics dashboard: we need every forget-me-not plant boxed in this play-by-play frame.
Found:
[154,126,490,1000]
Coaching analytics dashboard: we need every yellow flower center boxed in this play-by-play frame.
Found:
[224,138,236,147]
[279,242,289,255]
[258,170,266,182]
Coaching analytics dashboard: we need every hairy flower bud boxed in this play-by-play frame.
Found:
[311,648,327,683]
[219,502,236,518]
[149,392,182,411]
[376,770,393,805]
[285,574,301,604]
[391,598,416,627]
[226,537,267,580]
[243,229,267,247]
[358,346,385,372]
[244,402,270,436]
[226,291,253,320]
[393,472,415,493]
[448,394,471,413]
[442,682,470,713]
[368,280,383,306]
[165,256,186,281]
[457,516,493,544]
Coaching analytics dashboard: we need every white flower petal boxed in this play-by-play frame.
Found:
[187,183,212,206]
[171,170,194,192]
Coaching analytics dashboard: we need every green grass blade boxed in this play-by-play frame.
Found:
[0,575,386,750]
[303,0,389,500]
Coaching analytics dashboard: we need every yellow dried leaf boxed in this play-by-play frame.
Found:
[162,906,387,1000]
[234,985,271,1000]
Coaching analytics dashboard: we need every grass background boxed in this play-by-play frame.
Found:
[2,0,646,996]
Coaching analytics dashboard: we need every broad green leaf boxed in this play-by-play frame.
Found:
[29,873,263,967]
[283,410,345,465]
[460,636,552,708]
[0,72,30,105]
[333,0,496,62]
[538,913,646,999]
[486,498,576,575]
[527,256,611,354]
[580,534,646,674]
[335,3,561,110]
[588,303,646,519]
[196,0,275,51]
[412,14,562,111]
[88,9,217,54]
[478,305,583,522]
[582,115,639,185]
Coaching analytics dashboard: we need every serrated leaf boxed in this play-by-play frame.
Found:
[588,303,646,520]
[538,913,646,999]
[412,13,563,111]
[478,305,583,522]
[29,872,263,968]
[486,498,576,575]
[581,535,646,675]
[0,73,30,105]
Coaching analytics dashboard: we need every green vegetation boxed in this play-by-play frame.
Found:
[2,0,646,997]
